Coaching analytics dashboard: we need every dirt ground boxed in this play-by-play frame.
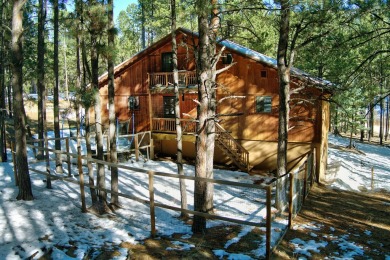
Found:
[272,185,390,259]
[94,185,389,260]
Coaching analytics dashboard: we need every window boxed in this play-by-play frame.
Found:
[222,53,233,64]
[260,70,267,78]
[255,96,272,113]
[163,96,176,118]
[161,52,173,72]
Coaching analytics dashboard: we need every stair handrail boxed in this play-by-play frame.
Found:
[215,123,250,172]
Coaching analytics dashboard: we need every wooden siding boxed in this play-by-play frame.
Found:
[98,29,328,172]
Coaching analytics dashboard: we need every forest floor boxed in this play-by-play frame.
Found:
[87,184,390,259]
[272,185,390,259]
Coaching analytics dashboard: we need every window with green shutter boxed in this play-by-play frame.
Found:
[255,96,272,113]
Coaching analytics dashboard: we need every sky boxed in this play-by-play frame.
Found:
[113,0,137,21]
[64,0,137,23]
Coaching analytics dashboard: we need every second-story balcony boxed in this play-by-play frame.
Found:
[148,71,198,89]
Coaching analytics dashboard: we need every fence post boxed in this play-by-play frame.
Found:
[148,171,156,238]
[135,134,139,161]
[266,185,272,259]
[78,147,87,213]
[66,138,71,177]
[45,135,52,189]
[149,132,154,159]
[11,141,18,186]
[303,163,308,203]
[289,173,294,229]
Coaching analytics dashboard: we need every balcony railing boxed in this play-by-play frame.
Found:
[148,71,197,88]
[152,118,197,133]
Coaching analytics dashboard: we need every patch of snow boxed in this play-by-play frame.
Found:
[335,238,364,258]
[290,238,328,257]
[213,249,253,260]
[166,241,195,251]
[364,230,372,236]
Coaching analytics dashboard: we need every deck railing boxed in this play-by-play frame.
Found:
[148,71,197,87]
[152,118,197,133]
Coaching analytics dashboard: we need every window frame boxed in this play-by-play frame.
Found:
[255,96,272,113]
[163,96,176,118]
[161,52,173,72]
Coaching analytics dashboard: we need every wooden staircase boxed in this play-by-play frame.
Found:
[215,123,251,172]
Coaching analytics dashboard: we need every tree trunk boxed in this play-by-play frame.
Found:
[369,103,374,142]
[36,0,46,160]
[0,0,7,162]
[192,0,218,234]
[276,0,291,211]
[53,0,63,173]
[7,69,12,118]
[386,94,389,141]
[11,0,33,201]
[171,0,188,219]
[107,0,119,207]
[77,0,97,204]
[141,0,146,49]
[379,67,384,145]
[63,34,69,106]
[90,1,106,207]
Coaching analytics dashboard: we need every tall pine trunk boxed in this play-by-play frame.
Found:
[36,0,46,160]
[171,0,188,219]
[107,0,119,207]
[53,0,63,173]
[11,0,33,200]
[0,0,7,162]
[276,0,291,210]
[90,0,106,208]
[192,0,218,234]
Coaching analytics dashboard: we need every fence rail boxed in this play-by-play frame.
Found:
[12,135,315,259]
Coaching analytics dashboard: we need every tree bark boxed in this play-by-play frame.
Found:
[76,0,97,204]
[171,0,188,219]
[53,0,63,173]
[11,0,33,201]
[107,0,119,207]
[141,0,146,49]
[0,0,7,162]
[90,0,106,207]
[36,0,46,160]
[276,0,291,210]
[192,0,218,234]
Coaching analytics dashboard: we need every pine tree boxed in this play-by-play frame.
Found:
[11,0,33,201]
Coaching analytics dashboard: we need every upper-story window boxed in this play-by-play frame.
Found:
[222,53,233,64]
[255,96,272,113]
[161,52,173,72]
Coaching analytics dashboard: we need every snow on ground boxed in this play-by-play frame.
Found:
[0,130,284,259]
[288,134,390,259]
[0,133,389,259]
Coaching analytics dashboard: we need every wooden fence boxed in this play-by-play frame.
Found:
[12,136,315,259]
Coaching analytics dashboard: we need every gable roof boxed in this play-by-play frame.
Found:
[99,28,331,88]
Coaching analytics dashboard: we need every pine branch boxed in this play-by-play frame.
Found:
[218,95,245,104]
[215,62,236,75]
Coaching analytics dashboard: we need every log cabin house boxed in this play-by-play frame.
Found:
[98,28,331,180]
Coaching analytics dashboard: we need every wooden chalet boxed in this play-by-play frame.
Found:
[98,28,331,180]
